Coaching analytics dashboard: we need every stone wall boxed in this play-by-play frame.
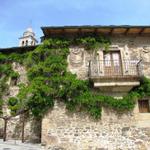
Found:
[68,35,150,79]
[42,101,150,150]
[42,35,150,149]
[0,62,41,142]
[1,35,150,148]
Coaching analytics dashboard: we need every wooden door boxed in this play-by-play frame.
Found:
[138,100,150,113]
[104,51,122,76]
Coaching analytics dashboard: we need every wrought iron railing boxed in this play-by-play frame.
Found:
[89,59,142,78]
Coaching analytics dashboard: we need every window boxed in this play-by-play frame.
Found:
[103,51,122,76]
[138,99,150,113]
[22,41,24,46]
[26,40,28,46]
[104,53,111,66]
[112,53,120,67]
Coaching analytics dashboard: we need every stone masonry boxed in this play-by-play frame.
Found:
[42,35,150,150]
[1,35,150,149]
[42,101,150,150]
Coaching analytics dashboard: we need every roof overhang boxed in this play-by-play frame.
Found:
[41,25,150,37]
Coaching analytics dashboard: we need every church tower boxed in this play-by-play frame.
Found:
[19,27,38,47]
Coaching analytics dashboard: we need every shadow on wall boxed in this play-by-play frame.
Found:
[0,115,42,143]
[30,117,42,143]
[0,127,3,138]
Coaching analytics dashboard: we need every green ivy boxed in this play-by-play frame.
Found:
[0,53,22,115]
[75,36,111,51]
[10,72,20,79]
[0,37,150,119]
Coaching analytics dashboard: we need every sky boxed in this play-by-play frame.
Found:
[0,0,150,48]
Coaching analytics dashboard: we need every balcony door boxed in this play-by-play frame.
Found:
[104,51,122,76]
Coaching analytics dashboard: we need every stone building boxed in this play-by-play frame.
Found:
[41,26,150,150]
[0,25,150,149]
[0,28,39,143]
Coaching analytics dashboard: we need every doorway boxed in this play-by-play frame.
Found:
[103,51,122,76]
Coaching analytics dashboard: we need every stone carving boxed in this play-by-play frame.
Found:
[108,45,119,51]
[69,48,84,67]
[139,46,150,62]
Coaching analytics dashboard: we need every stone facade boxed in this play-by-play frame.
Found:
[68,35,150,79]
[1,34,150,149]
[42,101,150,150]
[42,35,150,150]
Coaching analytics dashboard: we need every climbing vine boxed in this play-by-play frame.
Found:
[0,36,150,119]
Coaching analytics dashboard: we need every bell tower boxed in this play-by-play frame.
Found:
[19,27,38,47]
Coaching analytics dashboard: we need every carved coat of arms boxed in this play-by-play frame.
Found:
[140,46,150,62]
[69,48,84,67]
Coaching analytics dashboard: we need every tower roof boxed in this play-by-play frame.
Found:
[23,27,35,37]
[26,27,33,33]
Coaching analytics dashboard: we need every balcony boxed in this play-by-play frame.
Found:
[89,60,142,97]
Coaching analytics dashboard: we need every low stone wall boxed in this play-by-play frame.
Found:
[0,116,41,143]
[42,102,150,150]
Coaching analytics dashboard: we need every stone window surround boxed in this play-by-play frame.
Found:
[97,45,125,75]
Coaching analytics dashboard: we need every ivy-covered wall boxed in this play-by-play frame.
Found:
[1,36,143,120]
[41,35,150,150]
[0,61,40,141]
[0,35,150,147]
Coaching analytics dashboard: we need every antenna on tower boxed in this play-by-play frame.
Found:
[29,19,33,28]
